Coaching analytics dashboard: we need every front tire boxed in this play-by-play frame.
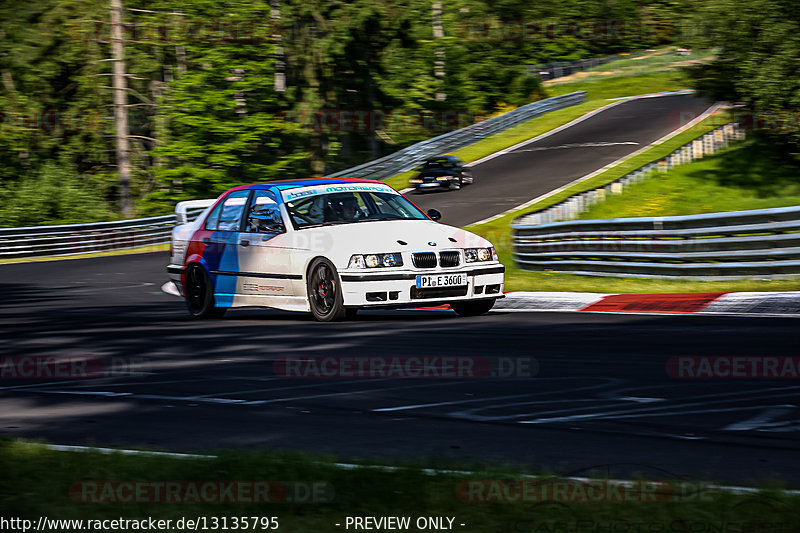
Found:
[184,264,227,319]
[452,299,495,317]
[307,258,347,322]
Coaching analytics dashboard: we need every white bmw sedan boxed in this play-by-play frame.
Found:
[167,178,504,321]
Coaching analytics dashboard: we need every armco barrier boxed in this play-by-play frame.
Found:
[0,92,585,260]
[0,207,208,260]
[512,206,800,278]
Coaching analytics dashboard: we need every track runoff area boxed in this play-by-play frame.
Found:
[1,94,799,488]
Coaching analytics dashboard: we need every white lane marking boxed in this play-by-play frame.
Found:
[0,379,100,391]
[463,98,633,167]
[189,377,401,399]
[242,379,480,406]
[329,462,800,496]
[372,378,621,412]
[723,406,795,431]
[3,377,238,392]
[458,385,800,422]
[616,396,665,403]
[43,444,212,459]
[520,404,800,426]
[21,378,479,406]
[31,389,246,404]
[512,141,639,153]
[467,101,721,226]
[662,433,705,440]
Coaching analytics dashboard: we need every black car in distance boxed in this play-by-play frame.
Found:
[408,155,474,192]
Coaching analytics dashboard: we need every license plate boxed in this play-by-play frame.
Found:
[415,273,467,289]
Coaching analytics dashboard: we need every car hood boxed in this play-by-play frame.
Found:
[281,220,493,260]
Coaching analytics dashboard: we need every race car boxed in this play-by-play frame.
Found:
[408,155,473,191]
[167,178,504,321]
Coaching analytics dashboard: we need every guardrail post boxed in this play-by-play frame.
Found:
[595,188,606,203]
[692,138,704,159]
[714,128,725,149]
[703,133,714,155]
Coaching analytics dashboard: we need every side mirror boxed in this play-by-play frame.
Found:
[427,209,442,222]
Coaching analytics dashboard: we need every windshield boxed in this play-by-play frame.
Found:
[285,191,428,228]
[422,158,455,170]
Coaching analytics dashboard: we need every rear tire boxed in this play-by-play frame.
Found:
[452,299,494,317]
[184,264,227,319]
[307,258,347,322]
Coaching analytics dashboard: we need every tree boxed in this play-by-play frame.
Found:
[689,0,800,147]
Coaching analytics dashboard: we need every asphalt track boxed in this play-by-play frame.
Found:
[410,94,712,226]
[1,254,799,486]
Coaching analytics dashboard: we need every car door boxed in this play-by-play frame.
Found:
[201,189,250,306]
[234,189,298,304]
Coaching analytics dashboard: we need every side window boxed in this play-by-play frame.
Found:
[205,190,249,231]
[246,190,285,234]
[204,201,223,230]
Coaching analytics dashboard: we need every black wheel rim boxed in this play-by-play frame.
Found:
[310,264,336,315]
[187,267,206,312]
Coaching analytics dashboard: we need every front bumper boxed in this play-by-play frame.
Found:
[339,264,505,308]
[167,264,185,296]
[411,180,453,190]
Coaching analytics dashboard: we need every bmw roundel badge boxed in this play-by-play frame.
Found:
[428,242,437,246]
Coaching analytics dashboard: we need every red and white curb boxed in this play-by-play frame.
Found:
[161,282,800,317]
[496,291,800,317]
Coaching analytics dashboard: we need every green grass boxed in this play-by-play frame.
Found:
[579,137,800,219]
[549,48,715,89]
[2,439,798,533]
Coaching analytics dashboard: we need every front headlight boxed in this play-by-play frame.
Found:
[348,253,404,269]
[465,247,495,263]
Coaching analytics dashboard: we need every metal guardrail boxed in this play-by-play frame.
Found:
[526,54,633,81]
[325,91,586,180]
[0,92,586,259]
[0,208,207,259]
[510,121,800,278]
[512,206,800,278]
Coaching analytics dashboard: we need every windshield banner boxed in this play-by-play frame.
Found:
[281,183,397,202]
